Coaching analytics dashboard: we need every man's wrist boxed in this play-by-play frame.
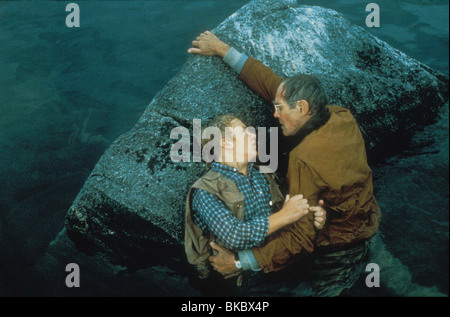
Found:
[238,250,261,272]
[218,43,230,58]
[223,47,248,74]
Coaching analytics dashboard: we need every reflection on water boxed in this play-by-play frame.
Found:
[0,0,448,296]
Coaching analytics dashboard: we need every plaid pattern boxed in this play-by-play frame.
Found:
[192,162,272,250]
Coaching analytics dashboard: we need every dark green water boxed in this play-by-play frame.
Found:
[0,0,448,296]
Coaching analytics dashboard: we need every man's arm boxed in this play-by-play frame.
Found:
[193,189,310,250]
[238,57,283,104]
[209,205,325,274]
[188,31,282,104]
[251,159,324,272]
[209,161,326,274]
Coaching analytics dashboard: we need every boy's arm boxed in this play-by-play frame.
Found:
[193,189,310,250]
[210,160,326,274]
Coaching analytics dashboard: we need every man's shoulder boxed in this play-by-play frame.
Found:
[290,105,363,161]
[327,105,354,118]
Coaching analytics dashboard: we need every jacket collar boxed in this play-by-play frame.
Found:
[211,162,256,178]
[285,107,331,152]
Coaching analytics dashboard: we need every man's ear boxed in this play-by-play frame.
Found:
[296,100,310,116]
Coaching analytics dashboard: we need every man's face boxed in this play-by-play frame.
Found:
[273,84,303,136]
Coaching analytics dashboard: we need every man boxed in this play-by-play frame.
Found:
[185,115,326,295]
[188,31,381,295]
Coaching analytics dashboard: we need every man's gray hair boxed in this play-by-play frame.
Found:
[281,74,329,115]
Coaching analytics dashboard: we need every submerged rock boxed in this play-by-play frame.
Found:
[56,0,448,291]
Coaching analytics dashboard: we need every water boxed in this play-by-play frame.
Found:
[0,0,448,296]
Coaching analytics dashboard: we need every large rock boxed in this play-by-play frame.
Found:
[64,0,448,271]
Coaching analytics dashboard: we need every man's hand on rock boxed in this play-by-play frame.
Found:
[188,31,230,58]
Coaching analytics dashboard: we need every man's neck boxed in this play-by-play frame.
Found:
[287,108,331,150]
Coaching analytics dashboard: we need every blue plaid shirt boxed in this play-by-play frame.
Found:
[192,162,273,250]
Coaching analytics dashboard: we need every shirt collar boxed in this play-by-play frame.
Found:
[211,162,256,177]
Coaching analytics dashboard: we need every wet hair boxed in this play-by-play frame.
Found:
[201,114,237,148]
[281,74,329,116]
[281,74,331,148]
[201,114,238,169]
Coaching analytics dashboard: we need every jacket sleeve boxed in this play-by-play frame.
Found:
[238,57,283,104]
[251,159,322,273]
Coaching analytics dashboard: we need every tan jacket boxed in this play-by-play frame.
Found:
[240,57,381,273]
[184,168,285,279]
